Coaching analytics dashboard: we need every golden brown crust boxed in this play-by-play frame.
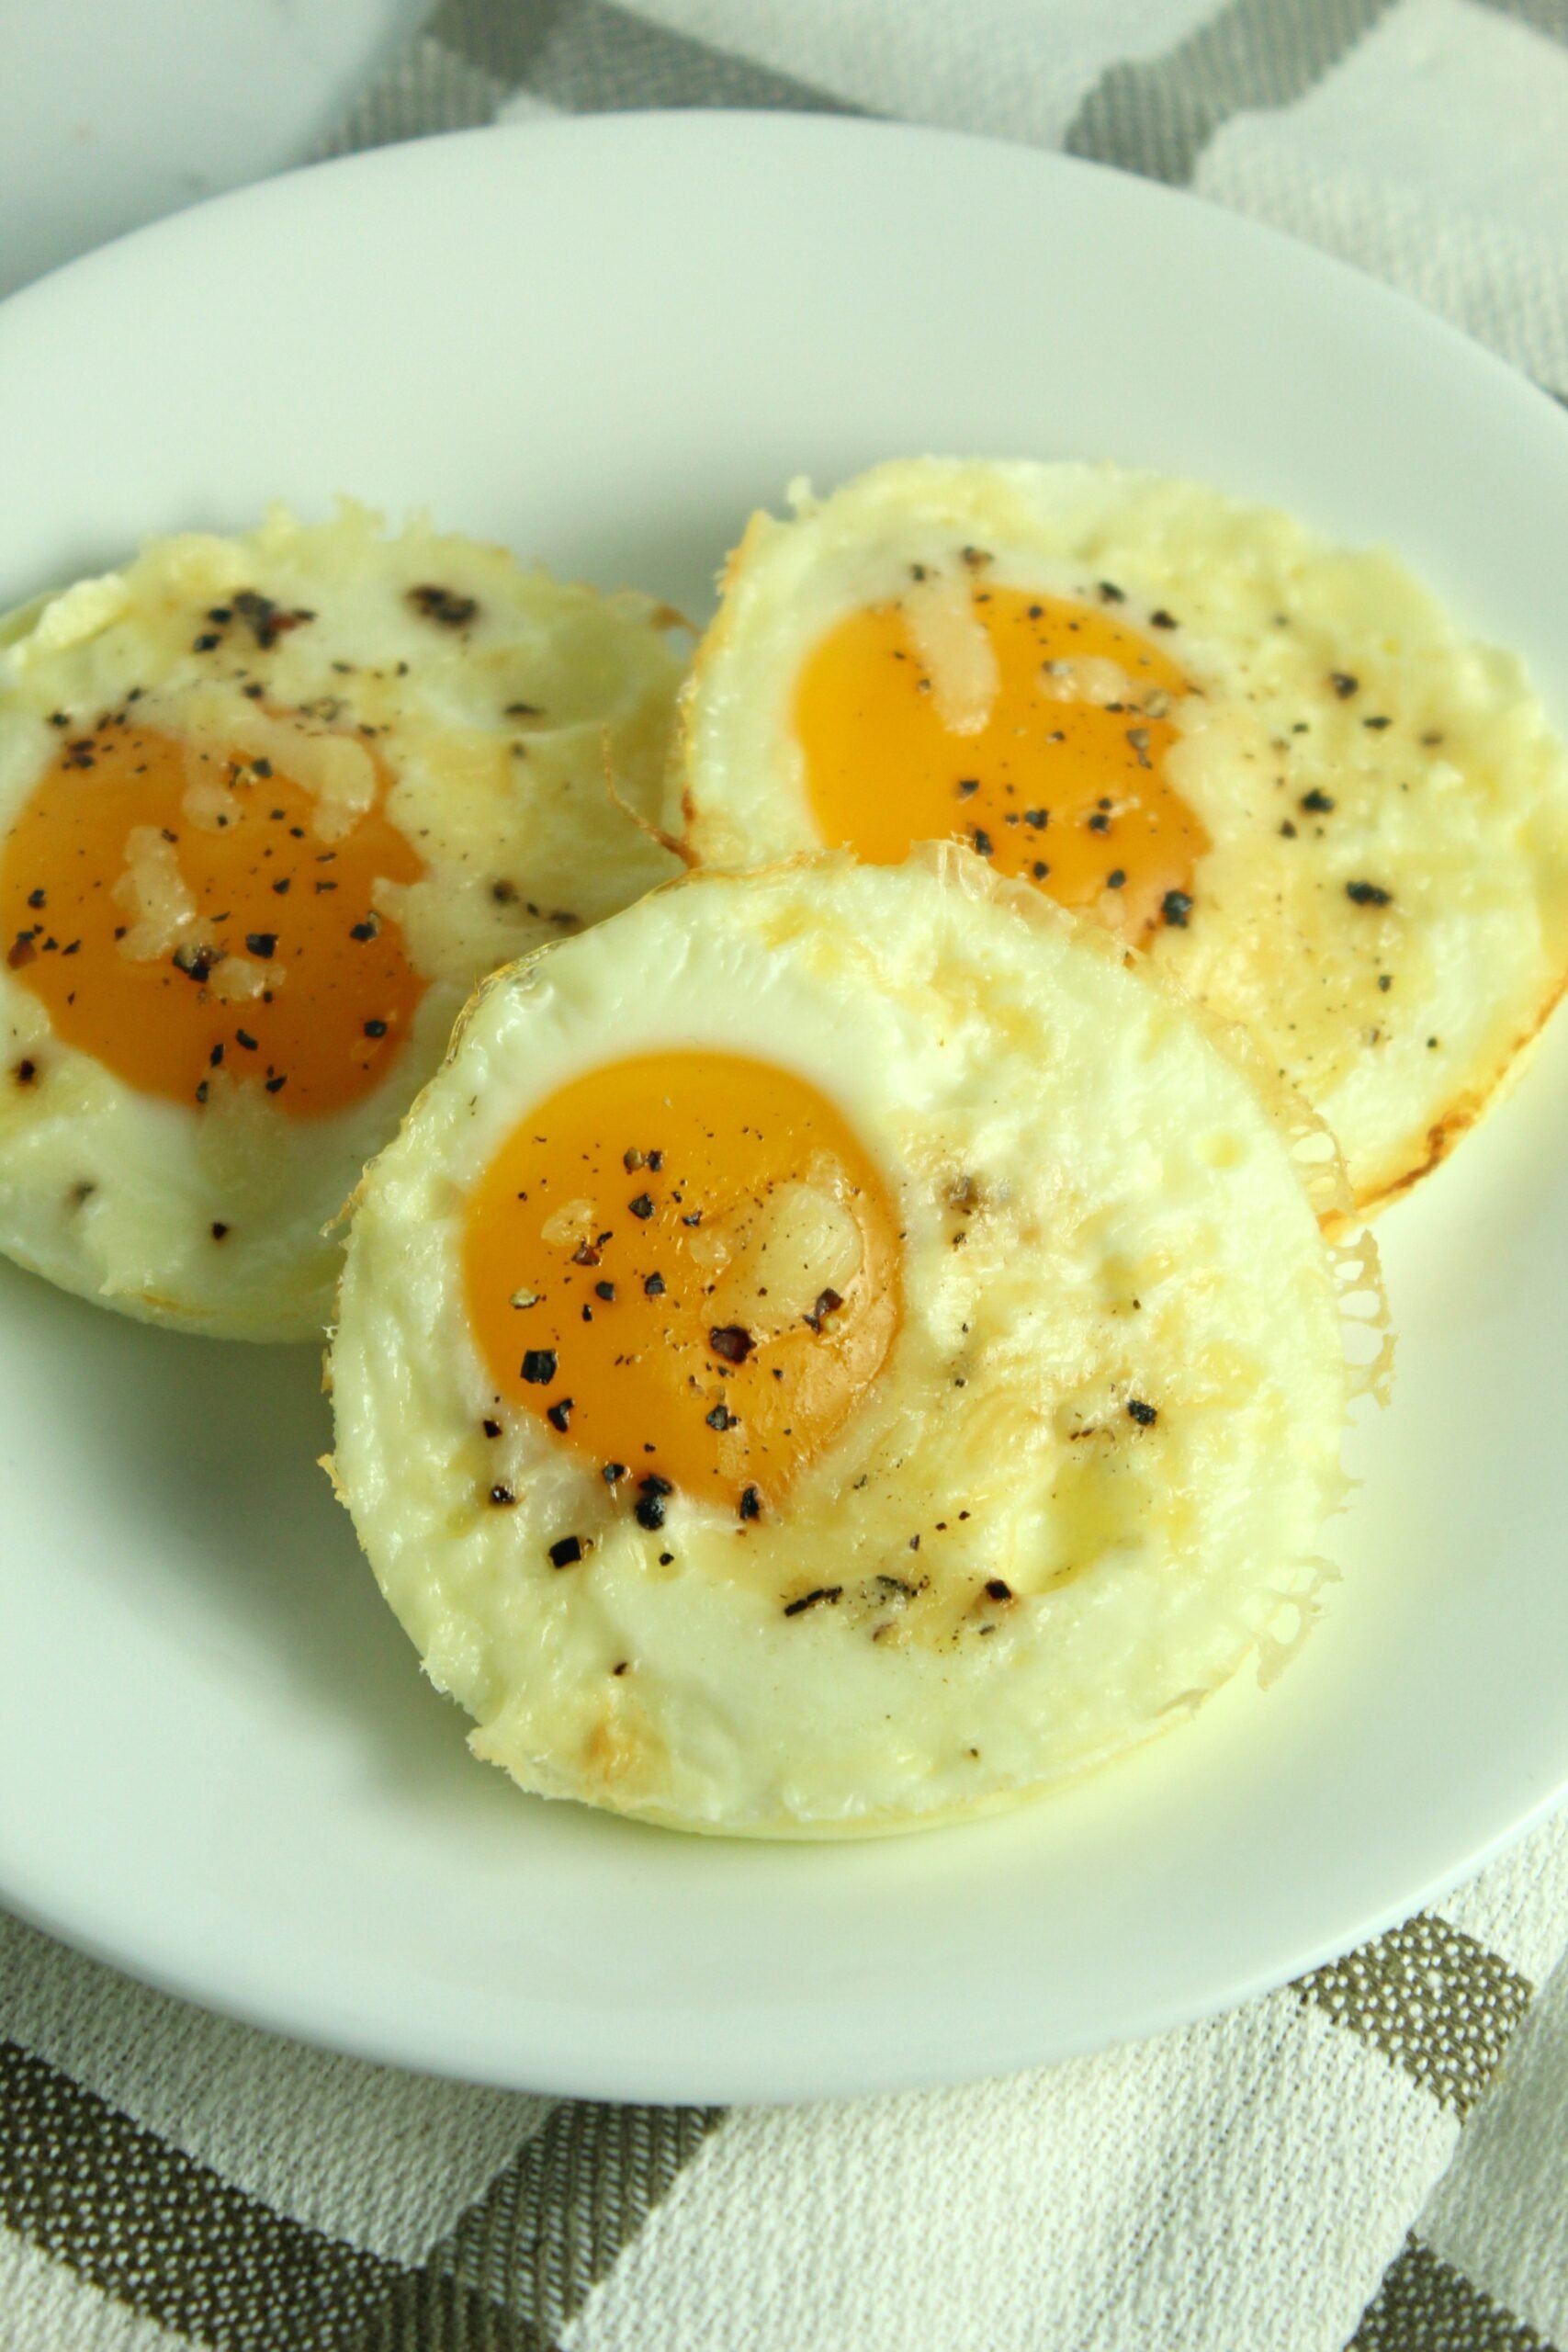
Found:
[1356,963,1568,1216]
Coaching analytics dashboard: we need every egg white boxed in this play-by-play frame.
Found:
[328,849,1370,1838]
[671,460,1568,1212]
[0,503,685,1339]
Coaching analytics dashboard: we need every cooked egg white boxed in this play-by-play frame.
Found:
[328,849,1377,1838]
[0,503,684,1339]
[671,460,1568,1212]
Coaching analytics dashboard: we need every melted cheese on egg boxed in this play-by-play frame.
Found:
[329,849,1366,1838]
[673,461,1568,1211]
[795,581,1207,943]
[0,504,686,1338]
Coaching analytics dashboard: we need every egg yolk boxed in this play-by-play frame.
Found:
[463,1050,902,1514]
[0,720,425,1115]
[795,582,1208,942]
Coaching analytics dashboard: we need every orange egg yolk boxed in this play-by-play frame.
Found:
[1,720,426,1116]
[795,583,1208,943]
[463,1050,902,1515]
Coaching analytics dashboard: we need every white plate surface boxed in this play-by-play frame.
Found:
[2,114,1567,2106]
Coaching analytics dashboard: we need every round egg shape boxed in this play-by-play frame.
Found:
[328,849,1371,1838]
[0,504,685,1339]
[671,460,1568,1213]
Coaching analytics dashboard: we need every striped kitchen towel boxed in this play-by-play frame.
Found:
[6,3,1568,2346]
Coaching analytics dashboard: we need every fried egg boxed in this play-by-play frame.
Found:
[0,504,684,1339]
[672,461,1568,1212]
[327,849,1377,1838]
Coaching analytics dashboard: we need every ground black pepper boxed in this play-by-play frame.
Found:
[784,1586,841,1617]
[407,584,478,628]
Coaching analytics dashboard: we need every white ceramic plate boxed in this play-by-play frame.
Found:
[3,115,1567,2106]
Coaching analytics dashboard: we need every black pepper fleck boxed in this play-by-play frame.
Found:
[784,1586,841,1618]
[408,583,479,628]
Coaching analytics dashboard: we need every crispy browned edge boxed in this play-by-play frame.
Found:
[1356,962,1568,1217]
